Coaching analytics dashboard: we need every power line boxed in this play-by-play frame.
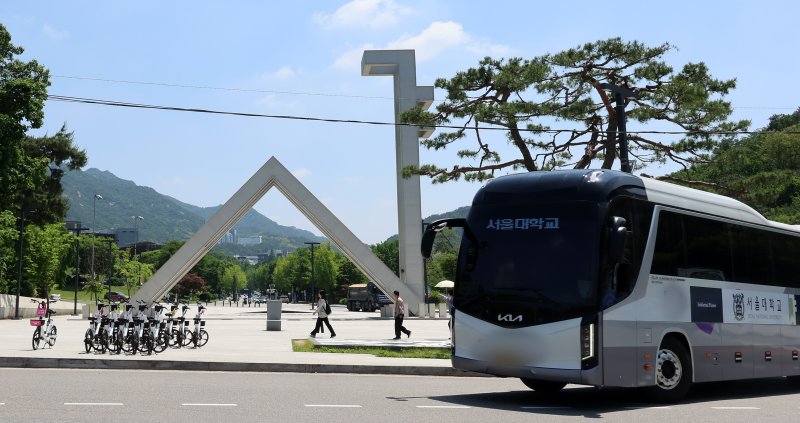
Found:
[52,74,394,100]
[51,74,797,111]
[46,94,799,136]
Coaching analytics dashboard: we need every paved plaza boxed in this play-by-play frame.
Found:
[0,298,465,376]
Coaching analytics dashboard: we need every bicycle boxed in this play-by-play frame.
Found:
[84,303,108,353]
[190,304,209,348]
[31,307,57,350]
[134,300,153,355]
[104,302,122,354]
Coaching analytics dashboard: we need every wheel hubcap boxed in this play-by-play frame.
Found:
[656,348,682,390]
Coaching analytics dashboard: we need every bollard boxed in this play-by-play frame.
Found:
[266,300,282,331]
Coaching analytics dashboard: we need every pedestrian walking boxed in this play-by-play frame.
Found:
[309,290,336,338]
[392,290,411,340]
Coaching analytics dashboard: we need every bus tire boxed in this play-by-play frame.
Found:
[646,337,692,403]
[520,378,567,393]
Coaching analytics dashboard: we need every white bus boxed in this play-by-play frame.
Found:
[421,169,800,402]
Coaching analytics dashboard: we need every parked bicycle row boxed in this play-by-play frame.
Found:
[28,299,209,354]
[83,301,209,355]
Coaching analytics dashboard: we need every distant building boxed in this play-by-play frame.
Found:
[237,235,262,246]
[115,227,138,248]
[234,255,259,265]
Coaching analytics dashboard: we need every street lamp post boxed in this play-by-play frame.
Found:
[66,221,90,315]
[132,215,144,287]
[305,242,320,309]
[102,238,115,300]
[90,194,103,280]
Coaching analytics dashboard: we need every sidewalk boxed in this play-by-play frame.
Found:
[0,300,471,377]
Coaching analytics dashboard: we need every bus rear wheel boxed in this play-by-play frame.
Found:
[520,378,566,393]
[645,337,692,403]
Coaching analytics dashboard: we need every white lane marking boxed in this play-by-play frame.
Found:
[416,405,471,409]
[304,404,362,408]
[711,406,760,410]
[181,403,237,407]
[64,403,123,406]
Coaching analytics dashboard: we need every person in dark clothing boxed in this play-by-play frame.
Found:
[392,290,411,340]
[309,290,336,338]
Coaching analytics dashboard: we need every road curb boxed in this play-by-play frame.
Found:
[0,357,486,377]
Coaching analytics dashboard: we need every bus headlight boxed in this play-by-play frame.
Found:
[581,322,598,369]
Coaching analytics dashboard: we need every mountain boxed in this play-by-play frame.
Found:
[60,168,326,249]
[383,206,471,243]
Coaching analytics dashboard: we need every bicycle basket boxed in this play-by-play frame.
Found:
[30,319,44,327]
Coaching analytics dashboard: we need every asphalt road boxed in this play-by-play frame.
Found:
[3,368,800,422]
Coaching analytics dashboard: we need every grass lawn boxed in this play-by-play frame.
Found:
[292,339,450,359]
[48,285,138,304]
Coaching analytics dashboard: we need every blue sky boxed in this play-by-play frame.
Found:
[2,1,798,244]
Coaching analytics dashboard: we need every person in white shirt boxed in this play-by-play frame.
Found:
[309,290,336,338]
[393,290,411,340]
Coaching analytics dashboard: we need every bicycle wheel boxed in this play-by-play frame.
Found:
[120,332,134,353]
[47,326,57,347]
[181,329,193,347]
[32,327,42,350]
[84,328,94,353]
[93,332,107,353]
[153,332,168,353]
[197,330,209,347]
[106,331,120,354]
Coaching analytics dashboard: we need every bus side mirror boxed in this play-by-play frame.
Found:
[421,218,466,258]
[608,216,628,263]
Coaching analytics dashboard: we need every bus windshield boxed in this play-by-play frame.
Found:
[456,201,601,326]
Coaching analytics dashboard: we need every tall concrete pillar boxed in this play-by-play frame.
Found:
[362,50,434,314]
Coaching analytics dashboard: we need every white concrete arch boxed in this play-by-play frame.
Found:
[132,157,422,311]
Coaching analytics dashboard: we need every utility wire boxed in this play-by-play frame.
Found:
[47,94,800,136]
[52,75,395,100]
[51,74,797,111]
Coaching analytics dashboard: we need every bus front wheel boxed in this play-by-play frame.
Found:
[520,378,566,393]
[646,337,692,403]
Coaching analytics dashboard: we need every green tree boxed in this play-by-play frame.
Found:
[247,261,275,294]
[0,211,17,293]
[83,279,104,304]
[0,24,86,294]
[402,37,748,182]
[371,239,399,276]
[118,258,153,297]
[668,112,800,224]
[272,251,309,298]
[220,264,247,298]
[335,255,367,287]
[23,223,72,297]
[310,243,338,300]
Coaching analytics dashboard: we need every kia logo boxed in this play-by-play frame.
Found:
[498,314,522,322]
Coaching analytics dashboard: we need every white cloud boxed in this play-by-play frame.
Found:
[261,66,296,80]
[314,0,412,29]
[332,21,512,70]
[292,168,311,180]
[42,24,68,40]
[387,21,469,61]
[333,43,374,70]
